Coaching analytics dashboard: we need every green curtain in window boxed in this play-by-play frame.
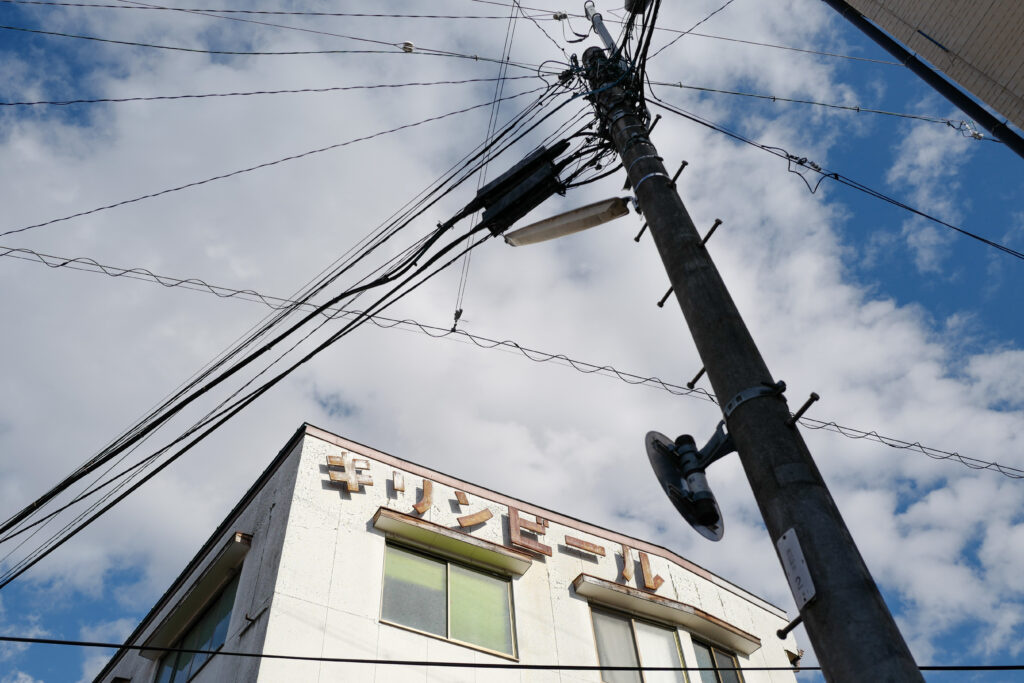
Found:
[448,564,514,655]
[381,546,447,637]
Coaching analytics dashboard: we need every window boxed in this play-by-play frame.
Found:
[690,640,744,683]
[590,608,688,683]
[155,573,240,683]
[380,544,516,657]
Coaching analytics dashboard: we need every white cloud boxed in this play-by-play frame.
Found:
[1,672,44,683]
[885,112,974,272]
[75,618,136,683]
[0,596,48,664]
[0,0,1021,678]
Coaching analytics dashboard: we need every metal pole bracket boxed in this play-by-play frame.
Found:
[722,380,786,419]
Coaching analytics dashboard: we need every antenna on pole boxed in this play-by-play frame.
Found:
[584,1,617,52]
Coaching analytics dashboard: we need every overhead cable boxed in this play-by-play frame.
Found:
[2,2,900,65]
[0,87,583,583]
[3,634,1023,672]
[645,0,737,60]
[465,0,904,64]
[0,88,572,557]
[0,228,497,589]
[0,0,556,19]
[3,244,1019,481]
[0,76,540,107]
[0,86,547,238]
[648,80,1002,141]
[0,23,551,73]
[647,93,1024,261]
[0,93,588,556]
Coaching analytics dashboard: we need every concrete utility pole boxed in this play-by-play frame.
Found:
[581,45,923,682]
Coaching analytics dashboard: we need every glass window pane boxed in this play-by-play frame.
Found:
[634,621,687,683]
[155,654,178,683]
[692,641,718,683]
[713,648,742,683]
[181,614,210,680]
[170,638,194,683]
[449,564,514,655]
[591,610,642,683]
[210,573,240,651]
[381,546,447,637]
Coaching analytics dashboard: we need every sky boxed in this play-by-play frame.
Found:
[0,0,1022,681]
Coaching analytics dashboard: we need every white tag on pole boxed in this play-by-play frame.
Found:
[777,528,815,609]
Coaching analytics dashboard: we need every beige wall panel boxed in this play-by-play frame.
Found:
[845,0,1024,130]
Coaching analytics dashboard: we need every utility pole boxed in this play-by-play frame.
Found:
[581,37,923,683]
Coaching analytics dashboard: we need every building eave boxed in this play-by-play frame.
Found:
[91,422,311,682]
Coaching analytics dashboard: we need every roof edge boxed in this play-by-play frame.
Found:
[92,422,310,682]
[303,423,789,620]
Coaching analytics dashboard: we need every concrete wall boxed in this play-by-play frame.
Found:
[97,437,303,683]
[846,0,1024,131]
[257,430,799,683]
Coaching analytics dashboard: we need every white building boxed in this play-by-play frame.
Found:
[94,424,801,683]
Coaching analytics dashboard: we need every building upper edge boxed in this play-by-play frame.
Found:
[304,423,789,620]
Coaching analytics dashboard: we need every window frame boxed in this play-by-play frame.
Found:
[688,638,745,683]
[154,571,240,683]
[378,543,518,660]
[588,605,690,683]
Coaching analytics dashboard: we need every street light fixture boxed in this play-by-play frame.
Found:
[502,196,631,247]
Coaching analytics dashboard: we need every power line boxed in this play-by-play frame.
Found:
[0,87,568,565]
[4,243,1020,481]
[0,22,401,52]
[647,0,736,61]
[109,0,470,62]
[466,0,905,64]
[0,0,557,19]
[452,0,525,330]
[648,80,1002,141]
[1,0,905,66]
[104,0,570,90]
[646,93,1024,261]
[798,418,1023,478]
[654,29,900,65]
[0,76,540,107]
[2,634,1022,672]
[0,23,552,73]
[0,227,497,589]
[0,87,583,585]
[0,93,586,567]
[0,85,547,238]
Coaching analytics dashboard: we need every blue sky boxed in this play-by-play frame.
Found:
[0,1,1022,681]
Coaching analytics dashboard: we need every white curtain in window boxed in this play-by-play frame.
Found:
[634,621,686,683]
[591,610,642,683]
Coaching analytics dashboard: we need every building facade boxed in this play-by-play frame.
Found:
[843,0,1024,130]
[95,424,801,683]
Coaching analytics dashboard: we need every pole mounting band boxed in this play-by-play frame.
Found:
[626,154,663,175]
[722,381,786,418]
[633,171,670,194]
